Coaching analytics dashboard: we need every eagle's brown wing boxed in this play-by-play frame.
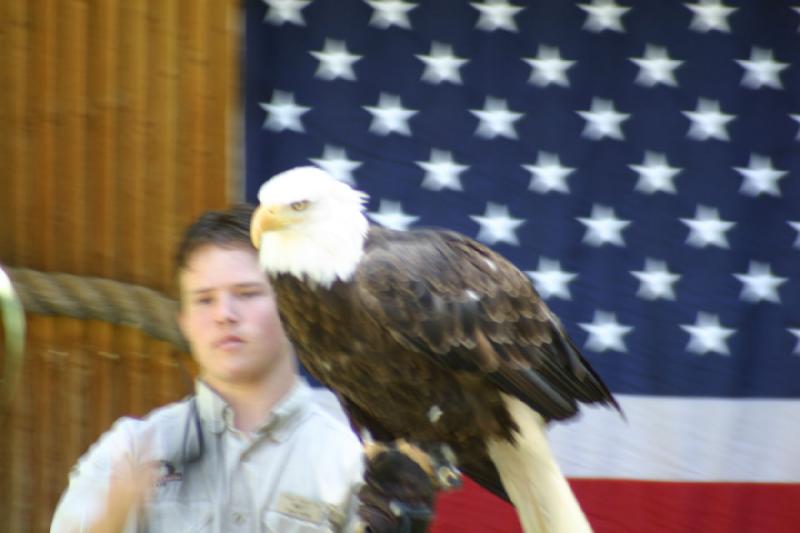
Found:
[354,226,618,422]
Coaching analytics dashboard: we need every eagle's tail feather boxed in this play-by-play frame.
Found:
[487,394,593,533]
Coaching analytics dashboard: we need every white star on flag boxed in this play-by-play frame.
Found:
[368,200,419,231]
[733,154,787,197]
[792,114,800,140]
[364,93,418,136]
[366,0,417,29]
[681,312,735,355]
[579,0,631,33]
[630,44,683,87]
[416,149,468,191]
[734,262,787,303]
[416,42,468,85]
[579,311,633,352]
[789,328,800,355]
[685,0,737,33]
[471,0,524,32]
[789,221,800,248]
[523,46,575,87]
[681,205,735,249]
[736,48,789,90]
[262,0,310,26]
[310,40,361,81]
[630,151,681,194]
[577,98,630,140]
[526,258,577,300]
[259,91,310,132]
[683,98,735,141]
[631,259,681,300]
[470,97,524,140]
[309,145,362,185]
[524,152,575,194]
[578,204,630,247]
[470,203,525,246]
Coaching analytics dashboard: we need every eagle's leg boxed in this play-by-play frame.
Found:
[487,395,593,533]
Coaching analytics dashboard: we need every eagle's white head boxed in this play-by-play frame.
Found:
[250,166,370,287]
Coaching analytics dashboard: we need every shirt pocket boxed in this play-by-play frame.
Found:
[264,510,335,533]
[146,500,214,532]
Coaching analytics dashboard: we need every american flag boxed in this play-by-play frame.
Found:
[244,1,800,531]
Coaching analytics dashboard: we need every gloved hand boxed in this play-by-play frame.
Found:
[356,440,461,533]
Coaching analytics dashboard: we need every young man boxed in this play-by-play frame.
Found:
[51,205,365,532]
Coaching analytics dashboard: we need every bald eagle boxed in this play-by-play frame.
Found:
[251,167,619,533]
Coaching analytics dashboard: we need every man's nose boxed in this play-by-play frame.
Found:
[213,293,239,324]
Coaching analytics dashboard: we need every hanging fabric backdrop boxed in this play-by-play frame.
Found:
[244,1,800,531]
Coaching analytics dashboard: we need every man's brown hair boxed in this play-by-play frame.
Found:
[174,203,256,276]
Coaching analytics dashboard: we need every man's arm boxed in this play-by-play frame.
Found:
[50,418,157,533]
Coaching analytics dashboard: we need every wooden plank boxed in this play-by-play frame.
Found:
[148,0,179,292]
[52,5,89,525]
[0,0,23,261]
[114,0,147,285]
[8,330,35,533]
[43,319,84,530]
[222,0,243,203]
[54,0,87,273]
[205,0,233,207]
[178,0,209,216]
[84,0,118,280]
[38,319,68,533]
[115,0,148,419]
[1,0,30,525]
[28,0,56,272]
[84,0,119,448]
[27,0,57,529]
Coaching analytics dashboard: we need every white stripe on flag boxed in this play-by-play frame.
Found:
[549,394,800,483]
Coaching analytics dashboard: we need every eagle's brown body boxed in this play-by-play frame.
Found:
[271,226,616,500]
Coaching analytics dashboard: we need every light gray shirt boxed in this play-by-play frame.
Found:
[50,379,365,532]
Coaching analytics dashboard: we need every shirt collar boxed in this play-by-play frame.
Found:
[195,378,311,442]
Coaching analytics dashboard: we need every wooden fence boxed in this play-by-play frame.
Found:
[0,1,241,530]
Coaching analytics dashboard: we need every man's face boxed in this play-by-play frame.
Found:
[177,244,292,387]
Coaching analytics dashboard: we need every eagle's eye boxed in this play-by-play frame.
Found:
[290,200,309,212]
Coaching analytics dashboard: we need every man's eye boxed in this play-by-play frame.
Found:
[239,290,261,298]
[290,200,309,211]
[194,297,212,305]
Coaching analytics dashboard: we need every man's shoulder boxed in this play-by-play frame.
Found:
[87,397,194,458]
[294,387,362,453]
[91,397,183,435]
[105,397,192,435]
[301,389,356,433]
[286,389,364,484]
[141,396,194,425]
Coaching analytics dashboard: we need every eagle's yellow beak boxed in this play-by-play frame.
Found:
[250,205,288,249]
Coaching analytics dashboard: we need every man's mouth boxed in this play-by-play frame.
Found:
[214,335,244,350]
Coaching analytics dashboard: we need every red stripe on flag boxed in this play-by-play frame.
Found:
[431,478,520,533]
[431,478,800,533]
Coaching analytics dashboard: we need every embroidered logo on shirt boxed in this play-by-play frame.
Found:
[155,460,183,486]
[275,493,326,523]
